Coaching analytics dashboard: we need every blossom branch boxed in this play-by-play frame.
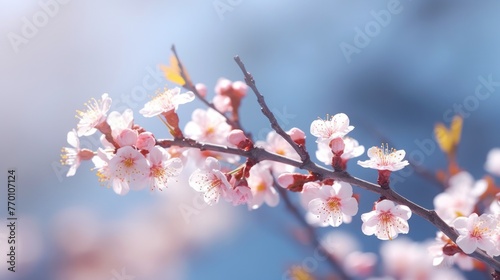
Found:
[155,134,500,271]
[233,56,310,165]
[64,49,500,278]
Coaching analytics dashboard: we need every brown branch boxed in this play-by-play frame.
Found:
[233,56,310,165]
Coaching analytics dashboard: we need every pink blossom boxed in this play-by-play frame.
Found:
[379,238,464,280]
[316,137,364,166]
[188,157,231,206]
[76,93,112,136]
[107,109,134,140]
[453,213,498,256]
[344,251,377,278]
[433,172,486,222]
[320,231,360,260]
[307,182,358,227]
[139,87,194,117]
[310,113,353,143]
[357,144,409,171]
[247,163,279,209]
[256,131,299,174]
[184,108,231,144]
[60,129,94,176]
[145,146,183,191]
[361,200,412,240]
[109,146,150,194]
[228,185,253,206]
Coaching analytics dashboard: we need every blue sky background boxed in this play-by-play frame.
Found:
[2,0,500,279]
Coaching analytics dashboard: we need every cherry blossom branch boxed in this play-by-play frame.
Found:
[233,56,310,165]
[276,185,351,280]
[230,56,500,272]
[156,136,500,271]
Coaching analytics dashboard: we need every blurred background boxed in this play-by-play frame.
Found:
[2,0,500,279]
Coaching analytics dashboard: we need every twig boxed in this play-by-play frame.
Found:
[276,185,351,280]
[171,45,246,133]
[233,56,310,165]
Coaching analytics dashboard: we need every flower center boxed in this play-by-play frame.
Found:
[256,182,267,192]
[376,143,396,165]
[378,210,396,239]
[151,165,165,179]
[326,197,341,211]
[470,225,487,239]
[123,157,135,168]
[379,211,394,223]
[76,98,102,122]
[206,127,215,136]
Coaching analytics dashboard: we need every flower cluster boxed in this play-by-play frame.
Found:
[427,169,500,266]
[61,89,190,195]
[61,52,500,278]
[278,113,412,239]
[311,113,364,171]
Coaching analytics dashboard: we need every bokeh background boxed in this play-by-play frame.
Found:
[2,0,500,279]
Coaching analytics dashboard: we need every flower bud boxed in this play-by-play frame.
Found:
[195,83,207,98]
[215,78,232,95]
[136,132,155,151]
[115,128,138,147]
[227,129,253,150]
[277,172,317,192]
[329,137,345,156]
[287,127,306,146]
[232,81,248,97]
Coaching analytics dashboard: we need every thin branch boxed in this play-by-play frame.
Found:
[409,161,444,190]
[276,185,351,280]
[233,56,310,165]
[171,45,246,133]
